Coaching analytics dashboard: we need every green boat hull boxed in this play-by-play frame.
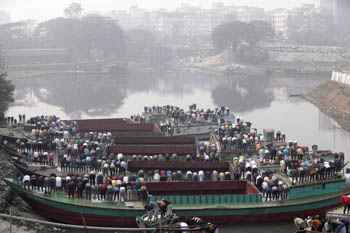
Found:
[6,179,348,227]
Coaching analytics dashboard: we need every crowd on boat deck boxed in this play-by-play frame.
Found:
[215,115,287,155]
[21,172,150,202]
[144,105,234,135]
[215,114,345,185]
[279,142,345,185]
[6,112,346,206]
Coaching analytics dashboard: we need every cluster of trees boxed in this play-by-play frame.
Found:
[0,72,14,121]
[212,20,273,52]
[287,9,336,46]
[212,20,273,64]
[35,14,126,61]
[0,3,173,66]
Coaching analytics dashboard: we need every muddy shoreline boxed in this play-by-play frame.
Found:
[305,80,350,132]
[0,150,66,233]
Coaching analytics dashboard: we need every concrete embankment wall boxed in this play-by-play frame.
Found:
[305,80,350,131]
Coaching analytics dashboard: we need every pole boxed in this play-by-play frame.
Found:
[9,207,12,233]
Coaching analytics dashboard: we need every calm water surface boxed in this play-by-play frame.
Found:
[6,70,349,232]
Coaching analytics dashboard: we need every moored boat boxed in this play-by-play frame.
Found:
[5,177,350,227]
[4,106,350,229]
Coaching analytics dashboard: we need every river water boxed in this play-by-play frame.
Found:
[6,69,350,232]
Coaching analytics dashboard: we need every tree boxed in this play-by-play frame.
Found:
[80,14,126,59]
[0,73,14,121]
[212,20,273,53]
[35,14,126,60]
[64,2,83,18]
[125,29,173,66]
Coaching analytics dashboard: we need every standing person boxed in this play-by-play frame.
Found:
[68,180,75,199]
[119,186,126,202]
[55,176,62,192]
[341,195,350,214]
[89,170,96,186]
[85,182,92,200]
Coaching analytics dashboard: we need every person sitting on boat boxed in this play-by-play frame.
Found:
[309,215,322,232]
[294,217,308,233]
[157,199,173,218]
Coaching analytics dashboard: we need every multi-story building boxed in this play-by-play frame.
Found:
[269,9,289,39]
[334,0,350,34]
[236,6,267,23]
[319,0,336,16]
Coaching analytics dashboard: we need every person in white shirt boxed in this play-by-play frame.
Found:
[212,170,218,181]
[198,170,205,182]
[119,186,126,202]
[262,181,269,200]
[23,175,30,190]
[153,172,160,182]
[55,176,62,191]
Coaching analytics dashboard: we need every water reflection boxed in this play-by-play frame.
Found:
[212,75,273,112]
[13,77,126,118]
[7,70,350,158]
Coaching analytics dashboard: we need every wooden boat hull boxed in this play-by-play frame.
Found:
[5,179,346,227]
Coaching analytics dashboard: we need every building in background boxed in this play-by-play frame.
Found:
[236,6,267,23]
[269,9,289,39]
[319,0,336,16]
[334,0,350,34]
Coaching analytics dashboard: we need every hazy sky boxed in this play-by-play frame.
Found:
[1,0,318,21]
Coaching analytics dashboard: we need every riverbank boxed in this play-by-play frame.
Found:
[305,80,350,131]
[0,150,62,233]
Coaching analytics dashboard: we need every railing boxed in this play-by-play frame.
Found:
[128,160,229,172]
[155,193,263,206]
[288,179,345,200]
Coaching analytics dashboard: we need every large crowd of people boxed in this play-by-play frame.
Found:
[3,104,345,207]
[145,105,235,136]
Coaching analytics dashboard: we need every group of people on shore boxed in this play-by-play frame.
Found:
[4,114,26,127]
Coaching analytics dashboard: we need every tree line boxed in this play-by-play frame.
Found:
[0,3,173,66]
